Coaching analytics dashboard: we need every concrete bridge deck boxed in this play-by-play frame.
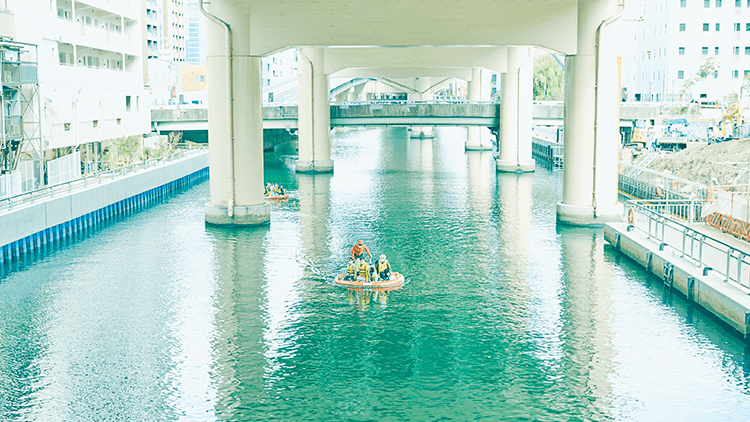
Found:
[151,101,659,133]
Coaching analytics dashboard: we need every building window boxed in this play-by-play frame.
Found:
[733,70,739,78]
[747,23,750,31]
[714,70,719,78]
[703,23,710,31]
[678,70,685,79]
[745,70,750,78]
[93,120,98,128]
[680,23,686,31]
[702,46,709,55]
[735,46,741,55]
[126,95,131,112]
[717,0,722,5]
[716,23,721,30]
[716,46,720,54]
[196,75,204,82]
[737,0,742,6]
[64,123,71,131]
[681,0,686,6]
[116,118,121,125]
[746,46,750,54]
[679,46,686,55]
[706,0,711,6]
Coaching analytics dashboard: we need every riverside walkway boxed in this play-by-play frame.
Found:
[606,199,750,337]
[0,148,208,269]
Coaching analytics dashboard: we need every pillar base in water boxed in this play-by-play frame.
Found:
[465,144,493,151]
[556,202,624,227]
[496,159,535,173]
[205,202,271,226]
[409,127,435,139]
[296,160,334,174]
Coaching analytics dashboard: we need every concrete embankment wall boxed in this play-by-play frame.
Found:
[0,151,208,264]
[605,222,750,337]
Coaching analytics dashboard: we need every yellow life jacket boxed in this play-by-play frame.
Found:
[347,264,355,275]
[376,260,390,273]
[357,263,370,279]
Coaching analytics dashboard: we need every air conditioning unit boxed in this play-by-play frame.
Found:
[8,124,21,137]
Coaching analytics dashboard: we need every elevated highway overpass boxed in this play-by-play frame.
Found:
[199,0,628,227]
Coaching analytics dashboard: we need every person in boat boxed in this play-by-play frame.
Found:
[375,254,392,280]
[350,240,372,262]
[356,258,371,282]
[344,257,356,281]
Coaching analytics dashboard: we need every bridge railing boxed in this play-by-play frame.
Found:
[625,199,750,289]
[0,147,208,215]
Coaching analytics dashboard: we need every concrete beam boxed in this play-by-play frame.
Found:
[333,68,473,81]
[322,47,508,74]
[244,0,577,55]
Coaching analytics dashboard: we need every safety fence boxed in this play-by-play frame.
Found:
[48,151,81,185]
[0,147,207,214]
[619,162,706,201]
[626,199,750,289]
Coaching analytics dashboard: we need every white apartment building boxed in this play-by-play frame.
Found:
[626,0,750,103]
[3,0,150,156]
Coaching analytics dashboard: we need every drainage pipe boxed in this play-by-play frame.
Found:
[592,1,625,216]
[298,50,315,168]
[199,0,235,217]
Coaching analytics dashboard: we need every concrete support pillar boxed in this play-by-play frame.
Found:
[497,46,535,173]
[204,2,270,226]
[466,68,493,151]
[556,0,623,225]
[296,47,333,173]
[411,77,435,139]
[347,89,358,102]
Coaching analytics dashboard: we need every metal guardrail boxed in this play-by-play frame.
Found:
[0,147,207,214]
[626,199,750,289]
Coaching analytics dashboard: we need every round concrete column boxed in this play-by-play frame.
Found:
[556,0,623,226]
[497,46,535,173]
[204,4,269,226]
[297,47,334,173]
[466,68,493,151]
[411,77,434,139]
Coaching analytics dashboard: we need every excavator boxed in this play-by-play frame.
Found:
[708,99,743,144]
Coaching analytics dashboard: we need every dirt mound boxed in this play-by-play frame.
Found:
[634,139,750,184]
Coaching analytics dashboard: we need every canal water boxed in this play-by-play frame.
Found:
[2,127,750,421]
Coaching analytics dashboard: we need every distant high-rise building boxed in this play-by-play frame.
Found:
[185,1,206,65]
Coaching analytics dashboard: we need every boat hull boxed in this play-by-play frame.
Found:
[333,272,404,289]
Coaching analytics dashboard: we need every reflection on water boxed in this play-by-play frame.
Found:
[1,127,750,420]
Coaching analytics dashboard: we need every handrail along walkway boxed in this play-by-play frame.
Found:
[0,147,208,215]
[626,198,750,289]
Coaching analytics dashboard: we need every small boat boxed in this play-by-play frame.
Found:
[265,193,289,200]
[333,272,405,289]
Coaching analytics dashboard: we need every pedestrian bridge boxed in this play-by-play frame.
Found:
[151,101,659,133]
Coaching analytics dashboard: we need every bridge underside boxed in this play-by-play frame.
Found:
[203,0,624,226]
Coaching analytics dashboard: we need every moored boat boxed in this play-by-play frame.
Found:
[264,193,289,200]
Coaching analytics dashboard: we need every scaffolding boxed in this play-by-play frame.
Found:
[1,39,42,192]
